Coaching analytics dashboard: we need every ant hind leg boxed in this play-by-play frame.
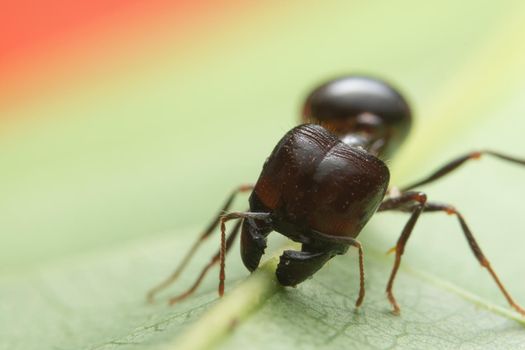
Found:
[401,150,525,191]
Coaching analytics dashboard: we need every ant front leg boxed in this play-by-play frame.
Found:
[377,191,427,314]
[147,184,253,302]
[401,151,525,191]
[378,192,525,316]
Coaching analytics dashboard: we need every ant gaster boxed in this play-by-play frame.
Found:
[148,75,525,315]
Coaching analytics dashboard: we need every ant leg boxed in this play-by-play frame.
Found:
[378,194,525,316]
[168,220,242,305]
[146,184,253,302]
[401,151,525,191]
[421,202,525,316]
[377,191,428,314]
[218,212,271,297]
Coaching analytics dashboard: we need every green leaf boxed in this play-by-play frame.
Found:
[217,253,525,350]
[2,1,525,350]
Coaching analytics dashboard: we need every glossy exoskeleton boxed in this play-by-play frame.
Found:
[148,75,525,315]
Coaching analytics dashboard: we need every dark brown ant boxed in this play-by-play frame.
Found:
[147,75,525,315]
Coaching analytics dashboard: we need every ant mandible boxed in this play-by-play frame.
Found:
[148,75,525,315]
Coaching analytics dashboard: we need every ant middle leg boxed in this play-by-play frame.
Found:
[147,184,253,302]
[378,193,525,316]
[401,150,525,192]
[422,202,525,316]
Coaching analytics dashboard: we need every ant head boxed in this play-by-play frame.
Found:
[301,75,412,157]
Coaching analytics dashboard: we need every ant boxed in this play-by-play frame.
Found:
[147,75,525,315]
